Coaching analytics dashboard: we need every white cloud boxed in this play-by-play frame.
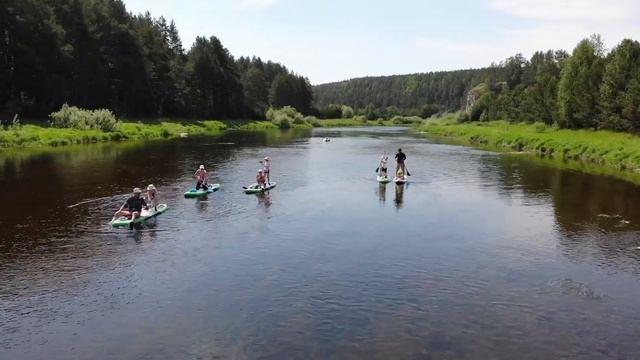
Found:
[411,0,640,73]
[489,0,640,21]
[236,0,278,9]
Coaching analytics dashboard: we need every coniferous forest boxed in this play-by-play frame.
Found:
[314,35,640,132]
[3,0,639,133]
[0,0,313,120]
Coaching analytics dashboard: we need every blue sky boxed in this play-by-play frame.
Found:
[124,0,640,84]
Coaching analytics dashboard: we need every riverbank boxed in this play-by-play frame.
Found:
[0,118,384,148]
[421,118,640,177]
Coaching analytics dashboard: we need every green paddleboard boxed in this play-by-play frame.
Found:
[110,203,169,228]
[184,183,220,198]
[244,182,277,194]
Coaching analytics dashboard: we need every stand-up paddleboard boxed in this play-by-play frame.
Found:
[394,176,408,185]
[110,204,168,228]
[244,182,277,194]
[184,183,220,198]
[377,175,391,184]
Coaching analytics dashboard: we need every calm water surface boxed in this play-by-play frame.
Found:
[2,127,640,359]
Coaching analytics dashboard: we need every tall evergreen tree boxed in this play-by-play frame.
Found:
[599,39,640,130]
[558,37,605,128]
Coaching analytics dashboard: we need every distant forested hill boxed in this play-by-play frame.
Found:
[314,35,640,132]
[314,67,508,115]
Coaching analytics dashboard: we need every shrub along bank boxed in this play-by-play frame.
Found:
[422,116,640,174]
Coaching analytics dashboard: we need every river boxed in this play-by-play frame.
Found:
[1,127,640,359]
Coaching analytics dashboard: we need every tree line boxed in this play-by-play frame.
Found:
[315,35,640,132]
[0,0,313,120]
[313,68,505,118]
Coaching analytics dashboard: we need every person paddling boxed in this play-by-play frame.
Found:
[114,187,148,229]
[378,153,389,177]
[146,184,159,211]
[260,156,272,185]
[395,148,408,176]
[194,165,209,190]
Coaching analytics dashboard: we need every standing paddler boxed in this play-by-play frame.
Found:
[194,165,209,190]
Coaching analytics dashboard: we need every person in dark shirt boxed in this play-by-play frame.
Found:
[114,188,148,223]
[395,148,407,176]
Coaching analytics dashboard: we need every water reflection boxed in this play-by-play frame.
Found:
[489,155,640,232]
[485,154,640,273]
[376,184,387,204]
[4,127,640,359]
[394,184,405,210]
[195,198,210,213]
[256,192,272,211]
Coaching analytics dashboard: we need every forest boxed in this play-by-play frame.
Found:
[0,0,313,120]
[315,35,640,132]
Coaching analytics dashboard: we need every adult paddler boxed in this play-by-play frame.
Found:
[114,187,148,229]
[194,164,209,190]
[395,148,408,176]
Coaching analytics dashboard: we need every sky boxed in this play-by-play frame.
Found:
[123,0,640,84]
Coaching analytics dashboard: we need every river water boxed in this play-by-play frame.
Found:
[1,127,640,359]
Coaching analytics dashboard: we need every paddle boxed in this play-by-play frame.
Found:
[405,164,411,176]
[111,201,127,223]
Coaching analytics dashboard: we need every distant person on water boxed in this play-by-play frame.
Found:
[395,148,407,175]
[146,184,158,211]
[261,156,271,185]
[379,154,388,177]
[194,165,209,190]
[256,169,266,189]
[114,188,148,223]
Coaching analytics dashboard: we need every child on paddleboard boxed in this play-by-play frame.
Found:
[146,184,158,211]
[194,165,209,190]
[256,169,266,189]
[379,153,388,177]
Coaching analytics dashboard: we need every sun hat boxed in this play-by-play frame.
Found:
[147,184,156,191]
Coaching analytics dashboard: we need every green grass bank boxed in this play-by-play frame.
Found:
[421,118,640,176]
[0,118,387,148]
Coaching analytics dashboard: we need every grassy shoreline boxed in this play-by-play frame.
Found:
[421,118,640,179]
[0,118,384,148]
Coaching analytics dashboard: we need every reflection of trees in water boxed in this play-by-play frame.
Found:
[490,155,640,232]
[485,155,640,272]
[394,184,405,210]
[0,129,308,258]
[217,128,311,148]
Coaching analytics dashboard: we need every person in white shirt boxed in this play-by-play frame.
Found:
[261,157,271,185]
